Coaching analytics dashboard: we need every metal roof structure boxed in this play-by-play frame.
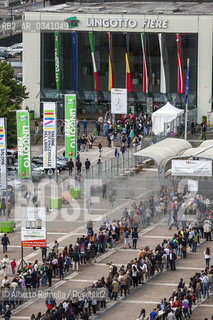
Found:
[33,2,213,15]
[133,138,192,168]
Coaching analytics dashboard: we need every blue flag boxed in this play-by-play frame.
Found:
[72,31,77,92]
[184,59,189,103]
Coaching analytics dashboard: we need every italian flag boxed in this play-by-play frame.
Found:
[89,32,98,92]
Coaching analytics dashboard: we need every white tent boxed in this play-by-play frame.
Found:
[152,102,184,135]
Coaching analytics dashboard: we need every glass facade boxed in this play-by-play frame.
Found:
[41,31,198,117]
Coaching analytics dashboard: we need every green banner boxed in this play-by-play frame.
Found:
[55,32,60,92]
[65,94,76,158]
[17,111,31,179]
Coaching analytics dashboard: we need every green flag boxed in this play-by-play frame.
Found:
[65,94,76,158]
[55,32,60,92]
[17,111,31,179]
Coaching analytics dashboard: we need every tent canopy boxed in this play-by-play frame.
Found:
[134,138,192,168]
[152,102,184,135]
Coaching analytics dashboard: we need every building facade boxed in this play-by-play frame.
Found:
[23,3,213,121]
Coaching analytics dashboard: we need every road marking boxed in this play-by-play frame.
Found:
[176,266,204,270]
[198,304,213,307]
[141,235,170,239]
[120,300,159,304]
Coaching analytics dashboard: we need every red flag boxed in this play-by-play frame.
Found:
[176,34,184,94]
[125,52,131,93]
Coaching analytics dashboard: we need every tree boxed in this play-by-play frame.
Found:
[0,61,28,148]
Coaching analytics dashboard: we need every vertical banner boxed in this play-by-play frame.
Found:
[43,102,57,169]
[176,33,184,94]
[55,32,60,93]
[158,33,166,94]
[65,94,76,158]
[89,32,98,92]
[17,111,31,179]
[72,31,77,92]
[0,119,7,189]
[141,33,148,94]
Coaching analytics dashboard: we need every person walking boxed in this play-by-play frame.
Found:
[191,120,195,137]
[1,234,10,253]
[201,121,207,140]
[4,305,11,320]
[2,255,9,277]
[0,198,6,216]
[204,247,211,268]
[76,159,82,175]
[97,159,102,175]
[82,119,88,134]
[67,159,74,176]
[98,143,102,158]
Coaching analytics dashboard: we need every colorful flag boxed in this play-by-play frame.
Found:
[0,119,7,190]
[43,102,57,169]
[141,33,148,94]
[176,34,184,94]
[65,94,76,158]
[89,32,98,92]
[184,58,190,103]
[17,111,31,179]
[108,32,113,92]
[158,33,166,94]
[55,32,60,92]
[72,32,77,92]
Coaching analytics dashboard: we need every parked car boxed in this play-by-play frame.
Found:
[8,164,44,182]
[32,155,63,172]
[6,43,23,58]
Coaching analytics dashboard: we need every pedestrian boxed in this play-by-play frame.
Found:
[7,201,11,218]
[204,247,211,268]
[82,119,88,134]
[1,234,10,253]
[204,220,212,241]
[98,143,102,158]
[138,308,146,320]
[145,207,151,226]
[97,159,102,175]
[132,228,138,249]
[47,169,53,182]
[76,159,82,175]
[201,121,207,140]
[0,198,6,216]
[2,255,9,277]
[4,305,11,320]
[96,121,101,136]
[67,159,74,176]
[104,122,109,137]
[191,120,195,137]
[182,297,191,318]
[47,265,53,287]
[86,198,92,214]
[73,249,80,271]
[11,259,16,275]
[85,158,91,175]
[201,274,210,299]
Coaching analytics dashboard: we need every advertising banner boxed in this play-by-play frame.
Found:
[111,88,127,114]
[43,102,57,169]
[55,31,60,92]
[21,207,46,247]
[17,111,31,179]
[65,94,76,158]
[0,119,7,189]
[172,160,212,177]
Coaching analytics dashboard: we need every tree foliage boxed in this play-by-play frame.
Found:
[0,61,28,148]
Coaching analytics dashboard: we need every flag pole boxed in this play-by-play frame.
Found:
[184,58,190,140]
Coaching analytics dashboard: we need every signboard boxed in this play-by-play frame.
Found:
[43,102,57,169]
[172,160,212,177]
[21,207,46,247]
[0,119,6,189]
[111,88,127,114]
[65,94,76,158]
[17,111,31,179]
[208,112,213,128]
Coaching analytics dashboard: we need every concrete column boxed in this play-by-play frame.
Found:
[197,17,213,123]
[23,15,40,118]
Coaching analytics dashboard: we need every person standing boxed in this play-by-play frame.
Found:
[2,255,9,277]
[97,159,102,175]
[1,234,10,253]
[4,305,11,320]
[201,121,207,140]
[47,265,53,287]
[11,259,16,275]
[85,159,91,175]
[191,120,195,137]
[204,247,211,268]
[201,274,210,299]
[67,159,74,176]
[0,198,6,216]
[132,228,138,250]
[98,143,102,158]
[204,220,212,241]
[82,119,88,134]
